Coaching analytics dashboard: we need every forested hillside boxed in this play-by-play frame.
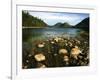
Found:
[22,11,47,27]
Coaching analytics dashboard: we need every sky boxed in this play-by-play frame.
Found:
[29,11,89,26]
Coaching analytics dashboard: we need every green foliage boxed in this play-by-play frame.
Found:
[22,11,47,27]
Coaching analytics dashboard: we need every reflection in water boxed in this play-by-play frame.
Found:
[23,28,82,42]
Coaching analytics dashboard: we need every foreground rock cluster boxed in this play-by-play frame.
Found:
[22,36,89,69]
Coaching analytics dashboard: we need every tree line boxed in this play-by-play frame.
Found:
[22,11,47,27]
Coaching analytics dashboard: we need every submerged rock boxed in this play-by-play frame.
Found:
[54,37,62,42]
[23,65,28,69]
[37,63,46,68]
[68,42,73,47]
[59,49,68,55]
[51,41,55,44]
[63,55,69,62]
[71,46,81,59]
[34,53,46,62]
[38,43,45,48]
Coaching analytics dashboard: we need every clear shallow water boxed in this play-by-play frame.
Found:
[22,27,89,68]
[23,28,84,42]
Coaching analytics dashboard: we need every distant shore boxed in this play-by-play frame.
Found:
[22,27,89,33]
[22,26,48,29]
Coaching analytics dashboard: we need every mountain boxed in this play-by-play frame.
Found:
[22,11,47,27]
[53,22,71,28]
[75,17,89,28]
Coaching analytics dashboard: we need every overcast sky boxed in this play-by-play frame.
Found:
[28,11,89,26]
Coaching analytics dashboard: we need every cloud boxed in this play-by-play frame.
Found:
[29,11,89,25]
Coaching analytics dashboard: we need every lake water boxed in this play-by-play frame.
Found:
[23,28,86,42]
[22,27,89,68]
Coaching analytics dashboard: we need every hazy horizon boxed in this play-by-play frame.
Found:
[25,11,89,26]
